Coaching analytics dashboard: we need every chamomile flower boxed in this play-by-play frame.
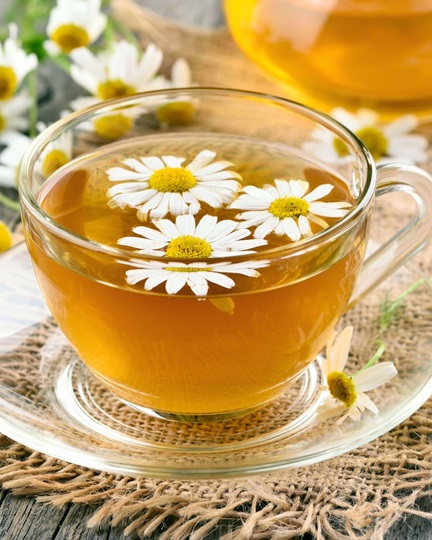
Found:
[45,0,107,55]
[125,259,268,296]
[0,93,32,143]
[0,24,37,101]
[118,214,267,258]
[156,59,196,126]
[0,220,12,252]
[304,108,428,165]
[316,326,397,424]
[68,95,142,139]
[230,179,351,241]
[107,149,242,221]
[70,40,165,100]
[0,132,32,187]
[35,122,73,178]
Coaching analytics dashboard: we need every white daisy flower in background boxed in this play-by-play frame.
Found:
[107,149,242,221]
[70,40,165,101]
[125,259,269,296]
[304,108,428,165]
[69,95,147,140]
[0,132,32,188]
[316,326,397,425]
[0,23,38,101]
[118,214,267,258]
[45,0,107,55]
[230,179,351,242]
[0,93,32,143]
[35,122,73,178]
[156,58,197,126]
[165,58,195,89]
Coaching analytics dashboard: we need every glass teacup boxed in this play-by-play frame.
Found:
[225,0,432,117]
[18,89,432,421]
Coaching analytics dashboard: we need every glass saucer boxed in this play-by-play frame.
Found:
[0,242,431,479]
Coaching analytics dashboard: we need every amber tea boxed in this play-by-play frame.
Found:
[25,133,366,417]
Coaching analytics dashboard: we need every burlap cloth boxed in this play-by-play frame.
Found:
[1,2,432,538]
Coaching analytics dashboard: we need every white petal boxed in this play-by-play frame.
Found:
[384,115,418,136]
[161,155,185,168]
[283,217,301,241]
[187,273,209,296]
[165,273,189,294]
[254,217,279,238]
[175,213,197,236]
[354,362,397,392]
[186,149,216,173]
[141,156,166,171]
[304,183,333,202]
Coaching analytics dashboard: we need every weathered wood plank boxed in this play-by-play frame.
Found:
[134,0,226,27]
[0,492,68,540]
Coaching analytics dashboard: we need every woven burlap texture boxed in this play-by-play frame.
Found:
[1,2,431,539]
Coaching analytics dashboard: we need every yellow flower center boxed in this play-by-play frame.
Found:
[0,113,5,133]
[93,114,134,139]
[0,67,17,100]
[268,196,309,219]
[156,101,195,126]
[51,24,90,53]
[149,167,197,193]
[355,126,388,160]
[327,371,357,408]
[97,80,136,101]
[0,221,12,252]
[333,137,350,157]
[41,149,69,178]
[165,236,212,259]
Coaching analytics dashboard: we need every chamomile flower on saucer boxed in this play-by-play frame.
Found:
[0,93,32,143]
[316,326,397,424]
[70,40,165,100]
[0,132,32,187]
[107,149,242,220]
[0,24,37,101]
[230,179,351,241]
[35,122,72,178]
[118,214,267,258]
[45,0,107,55]
[125,259,268,296]
[304,108,428,165]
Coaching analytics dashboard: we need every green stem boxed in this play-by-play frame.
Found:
[109,16,141,48]
[0,193,20,212]
[356,340,386,374]
[48,54,71,74]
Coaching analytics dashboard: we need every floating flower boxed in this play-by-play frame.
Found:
[0,24,38,101]
[125,259,268,296]
[230,179,351,241]
[45,0,107,55]
[0,93,32,143]
[118,214,267,258]
[0,132,32,187]
[107,149,242,220]
[316,326,397,424]
[70,40,165,100]
[35,122,73,178]
[304,108,428,165]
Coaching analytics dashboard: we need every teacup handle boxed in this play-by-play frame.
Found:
[349,163,432,307]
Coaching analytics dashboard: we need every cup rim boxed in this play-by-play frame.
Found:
[18,87,376,261]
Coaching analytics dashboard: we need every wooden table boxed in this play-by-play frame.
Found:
[0,1,431,538]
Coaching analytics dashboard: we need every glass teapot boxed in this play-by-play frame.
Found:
[224,0,432,117]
